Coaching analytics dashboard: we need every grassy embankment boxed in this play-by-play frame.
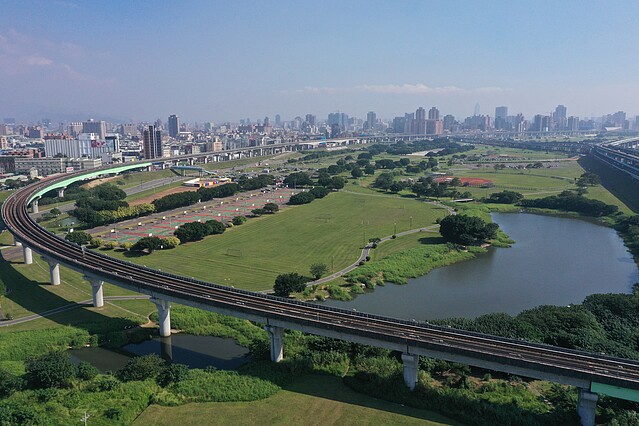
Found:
[105,189,447,291]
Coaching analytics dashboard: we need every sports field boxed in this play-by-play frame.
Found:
[106,189,447,291]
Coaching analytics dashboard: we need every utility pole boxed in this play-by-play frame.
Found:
[81,411,90,426]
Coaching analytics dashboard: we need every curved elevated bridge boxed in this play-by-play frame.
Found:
[3,165,639,425]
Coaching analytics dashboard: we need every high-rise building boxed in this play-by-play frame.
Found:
[82,119,106,139]
[443,114,456,131]
[305,114,316,126]
[142,125,163,159]
[0,136,8,149]
[67,122,83,138]
[473,103,481,116]
[366,111,377,130]
[275,114,281,127]
[567,116,579,131]
[168,115,180,138]
[392,116,405,133]
[426,120,443,135]
[404,113,414,133]
[328,112,349,130]
[415,107,426,134]
[428,107,440,120]
[495,106,508,130]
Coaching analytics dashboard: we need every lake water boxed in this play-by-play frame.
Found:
[69,334,250,372]
[324,213,639,321]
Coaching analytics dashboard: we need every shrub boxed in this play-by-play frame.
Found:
[118,354,166,382]
[88,238,103,248]
[162,236,181,249]
[273,273,307,297]
[131,236,164,253]
[232,216,247,226]
[25,352,77,389]
[175,222,209,243]
[205,220,226,235]
[76,362,99,380]
[157,363,189,387]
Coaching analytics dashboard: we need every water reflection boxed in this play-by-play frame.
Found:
[70,334,250,372]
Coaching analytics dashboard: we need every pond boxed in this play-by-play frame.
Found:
[69,334,250,372]
[324,213,639,321]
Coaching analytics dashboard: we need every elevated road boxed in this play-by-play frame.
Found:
[3,166,639,424]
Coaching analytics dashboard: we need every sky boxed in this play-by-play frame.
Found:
[1,0,638,124]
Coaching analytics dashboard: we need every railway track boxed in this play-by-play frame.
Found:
[3,169,639,391]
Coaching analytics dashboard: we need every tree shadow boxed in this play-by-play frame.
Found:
[418,236,446,245]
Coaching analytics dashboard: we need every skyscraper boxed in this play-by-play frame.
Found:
[474,103,481,116]
[305,114,316,126]
[495,106,508,120]
[142,125,162,159]
[168,115,180,138]
[275,114,281,127]
[366,111,377,130]
[415,107,426,134]
[428,107,440,120]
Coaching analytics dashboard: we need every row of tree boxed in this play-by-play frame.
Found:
[174,219,226,244]
[519,191,619,217]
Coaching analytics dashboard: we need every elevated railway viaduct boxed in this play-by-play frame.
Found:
[3,160,639,425]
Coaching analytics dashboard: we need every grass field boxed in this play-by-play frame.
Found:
[105,190,447,291]
[134,375,461,426]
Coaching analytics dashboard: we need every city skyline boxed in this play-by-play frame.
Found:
[1,0,638,122]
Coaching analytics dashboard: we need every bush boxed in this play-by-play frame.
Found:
[486,190,524,204]
[25,352,77,389]
[118,354,166,382]
[232,216,247,226]
[157,363,189,387]
[205,220,226,235]
[76,361,99,380]
[162,236,181,249]
[131,236,164,253]
[263,202,279,213]
[88,238,103,248]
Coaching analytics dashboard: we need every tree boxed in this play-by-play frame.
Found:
[486,190,524,204]
[49,208,61,216]
[25,352,77,389]
[131,236,164,253]
[174,222,209,243]
[372,173,394,190]
[310,263,328,280]
[65,230,93,245]
[232,216,247,226]
[284,172,313,187]
[263,203,279,213]
[309,186,330,199]
[205,219,226,235]
[351,168,363,178]
[438,215,499,246]
[288,192,315,205]
[330,176,345,189]
[364,164,376,175]
[273,272,307,297]
[450,177,462,187]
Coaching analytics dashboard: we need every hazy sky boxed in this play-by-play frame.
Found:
[1,0,638,123]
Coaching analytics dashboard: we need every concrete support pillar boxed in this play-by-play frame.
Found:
[264,325,284,362]
[577,389,598,426]
[22,245,33,265]
[47,260,60,285]
[401,353,419,390]
[86,276,104,307]
[57,188,65,198]
[151,297,171,337]
[31,199,39,214]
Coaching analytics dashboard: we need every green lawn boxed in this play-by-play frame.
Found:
[106,190,446,291]
[134,375,461,426]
